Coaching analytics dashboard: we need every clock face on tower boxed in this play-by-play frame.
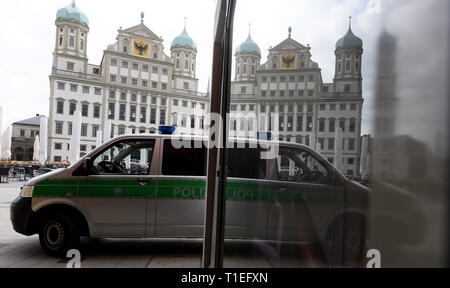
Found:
[281,54,296,68]
[133,40,149,57]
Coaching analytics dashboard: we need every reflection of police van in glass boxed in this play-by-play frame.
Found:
[11,126,375,261]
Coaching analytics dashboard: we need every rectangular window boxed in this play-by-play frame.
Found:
[95,88,101,95]
[173,99,179,106]
[280,76,286,83]
[298,90,304,97]
[54,156,62,163]
[349,118,356,132]
[67,62,74,70]
[328,138,335,150]
[160,109,166,125]
[201,103,206,110]
[320,104,326,111]
[57,101,64,114]
[350,103,357,111]
[330,104,336,111]
[230,105,237,111]
[261,91,266,97]
[82,104,88,117]
[162,69,168,76]
[150,108,156,124]
[191,116,195,129]
[279,90,285,97]
[132,78,138,85]
[70,84,77,92]
[297,116,303,131]
[55,143,62,150]
[162,83,167,90]
[287,116,293,131]
[92,125,99,137]
[122,61,128,68]
[349,138,356,151]
[299,75,304,82]
[118,127,125,135]
[82,86,89,94]
[68,123,72,135]
[249,104,255,111]
[130,105,136,122]
[20,129,25,137]
[81,124,87,137]
[152,67,158,74]
[111,59,117,66]
[152,82,157,89]
[121,77,127,84]
[143,65,149,72]
[329,119,335,132]
[308,90,314,97]
[344,84,351,92]
[119,104,126,121]
[261,76,267,83]
[132,63,139,70]
[55,122,63,135]
[340,103,346,111]
[142,80,148,87]
[319,119,325,132]
[58,82,65,90]
[162,140,207,176]
[69,103,76,115]
[289,90,295,97]
[93,106,100,118]
[270,91,276,97]
[80,145,87,152]
[289,76,295,82]
[271,76,277,83]
[306,116,313,132]
[308,75,315,82]
[108,103,115,120]
[110,75,116,82]
[140,106,146,123]
[339,118,346,132]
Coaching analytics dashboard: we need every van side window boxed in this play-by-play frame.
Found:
[277,147,330,184]
[162,140,207,176]
[90,140,155,175]
[227,145,267,180]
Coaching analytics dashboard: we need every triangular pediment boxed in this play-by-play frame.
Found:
[121,24,162,42]
[270,37,308,52]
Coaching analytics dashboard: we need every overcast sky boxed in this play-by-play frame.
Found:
[0,0,448,146]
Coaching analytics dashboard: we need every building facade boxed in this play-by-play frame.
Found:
[48,2,209,163]
[11,115,41,161]
[229,24,364,176]
[47,2,364,176]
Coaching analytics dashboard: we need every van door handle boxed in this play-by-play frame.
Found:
[138,179,150,186]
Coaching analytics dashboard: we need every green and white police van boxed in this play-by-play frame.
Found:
[11,128,370,259]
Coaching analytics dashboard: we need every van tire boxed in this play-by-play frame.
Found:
[326,214,365,266]
[39,214,80,258]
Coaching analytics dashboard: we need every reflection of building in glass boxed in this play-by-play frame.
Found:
[230,21,364,176]
[372,29,398,179]
[11,115,41,161]
[48,2,209,163]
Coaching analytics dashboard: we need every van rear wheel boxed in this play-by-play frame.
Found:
[39,214,80,257]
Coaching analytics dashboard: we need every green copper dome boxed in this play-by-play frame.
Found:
[56,1,89,27]
[235,33,261,55]
[336,26,363,49]
[171,25,197,50]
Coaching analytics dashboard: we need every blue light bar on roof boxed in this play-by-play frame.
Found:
[257,132,272,140]
[158,126,176,135]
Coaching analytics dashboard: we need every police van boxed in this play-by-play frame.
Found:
[10,127,370,260]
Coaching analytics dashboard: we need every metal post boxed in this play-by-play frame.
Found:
[202,0,236,268]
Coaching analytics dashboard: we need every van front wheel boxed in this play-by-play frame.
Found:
[39,214,80,257]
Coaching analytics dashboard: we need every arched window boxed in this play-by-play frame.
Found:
[14,147,24,161]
